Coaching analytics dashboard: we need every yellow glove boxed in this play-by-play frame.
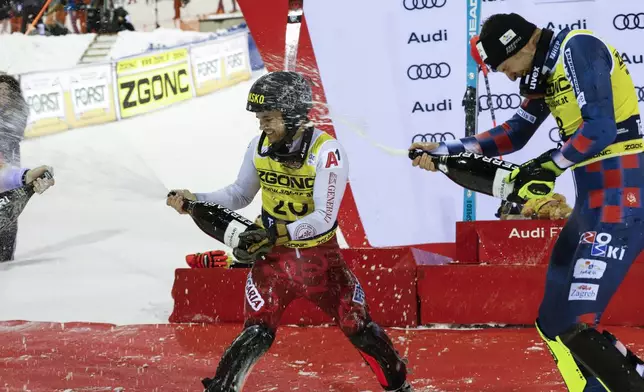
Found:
[505,150,564,203]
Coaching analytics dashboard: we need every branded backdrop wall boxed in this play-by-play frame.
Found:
[20,31,252,139]
[304,0,644,246]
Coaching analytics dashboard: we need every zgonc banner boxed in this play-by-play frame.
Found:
[20,32,252,135]
[116,48,195,119]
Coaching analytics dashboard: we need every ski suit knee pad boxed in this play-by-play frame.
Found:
[537,320,644,392]
[348,321,407,391]
[203,324,275,392]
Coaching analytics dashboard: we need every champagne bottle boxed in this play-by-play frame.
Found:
[0,171,53,233]
[175,195,261,250]
[409,150,519,200]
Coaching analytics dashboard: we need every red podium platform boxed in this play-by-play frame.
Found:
[170,248,419,327]
[170,220,644,327]
[418,220,644,325]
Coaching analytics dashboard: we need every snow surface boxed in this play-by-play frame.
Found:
[0,33,96,75]
[115,0,238,32]
[0,0,242,75]
[0,27,239,75]
[108,28,220,60]
[0,70,268,325]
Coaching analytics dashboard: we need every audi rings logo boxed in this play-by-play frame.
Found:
[549,127,563,144]
[613,13,644,30]
[478,93,521,110]
[411,132,456,143]
[407,63,451,80]
[403,0,447,10]
[637,86,644,102]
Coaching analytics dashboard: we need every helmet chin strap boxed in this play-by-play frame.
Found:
[257,115,313,168]
[519,28,555,98]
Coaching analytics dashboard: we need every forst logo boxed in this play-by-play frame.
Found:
[74,85,105,107]
[27,92,61,114]
[227,52,243,68]
[248,93,265,104]
[197,59,219,78]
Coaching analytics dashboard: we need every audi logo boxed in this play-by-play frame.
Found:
[549,127,563,144]
[478,93,521,111]
[613,13,644,30]
[407,63,451,80]
[637,86,644,103]
[411,132,456,143]
[403,0,447,10]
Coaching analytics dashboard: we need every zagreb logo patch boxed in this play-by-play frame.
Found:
[568,283,599,301]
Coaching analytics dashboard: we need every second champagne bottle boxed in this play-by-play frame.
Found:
[409,150,519,201]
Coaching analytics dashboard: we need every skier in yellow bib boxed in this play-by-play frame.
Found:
[410,13,644,392]
[167,71,411,392]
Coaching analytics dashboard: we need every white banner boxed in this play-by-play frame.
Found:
[21,74,66,123]
[69,66,112,116]
[192,45,222,86]
[220,32,251,77]
[189,32,251,97]
[305,0,644,246]
[192,44,224,87]
[305,0,467,246]
[21,64,118,137]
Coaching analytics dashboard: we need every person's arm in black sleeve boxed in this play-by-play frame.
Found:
[432,98,551,157]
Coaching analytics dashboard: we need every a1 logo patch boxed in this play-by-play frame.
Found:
[325,149,342,169]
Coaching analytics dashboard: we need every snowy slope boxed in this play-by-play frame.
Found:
[108,28,219,60]
[0,0,242,75]
[0,71,267,325]
[0,27,245,75]
[117,0,238,32]
[0,33,96,75]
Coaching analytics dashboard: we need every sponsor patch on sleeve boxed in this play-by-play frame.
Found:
[352,283,366,305]
[517,108,537,124]
[568,283,599,301]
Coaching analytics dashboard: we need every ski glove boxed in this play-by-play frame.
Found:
[233,222,290,263]
[504,149,565,203]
